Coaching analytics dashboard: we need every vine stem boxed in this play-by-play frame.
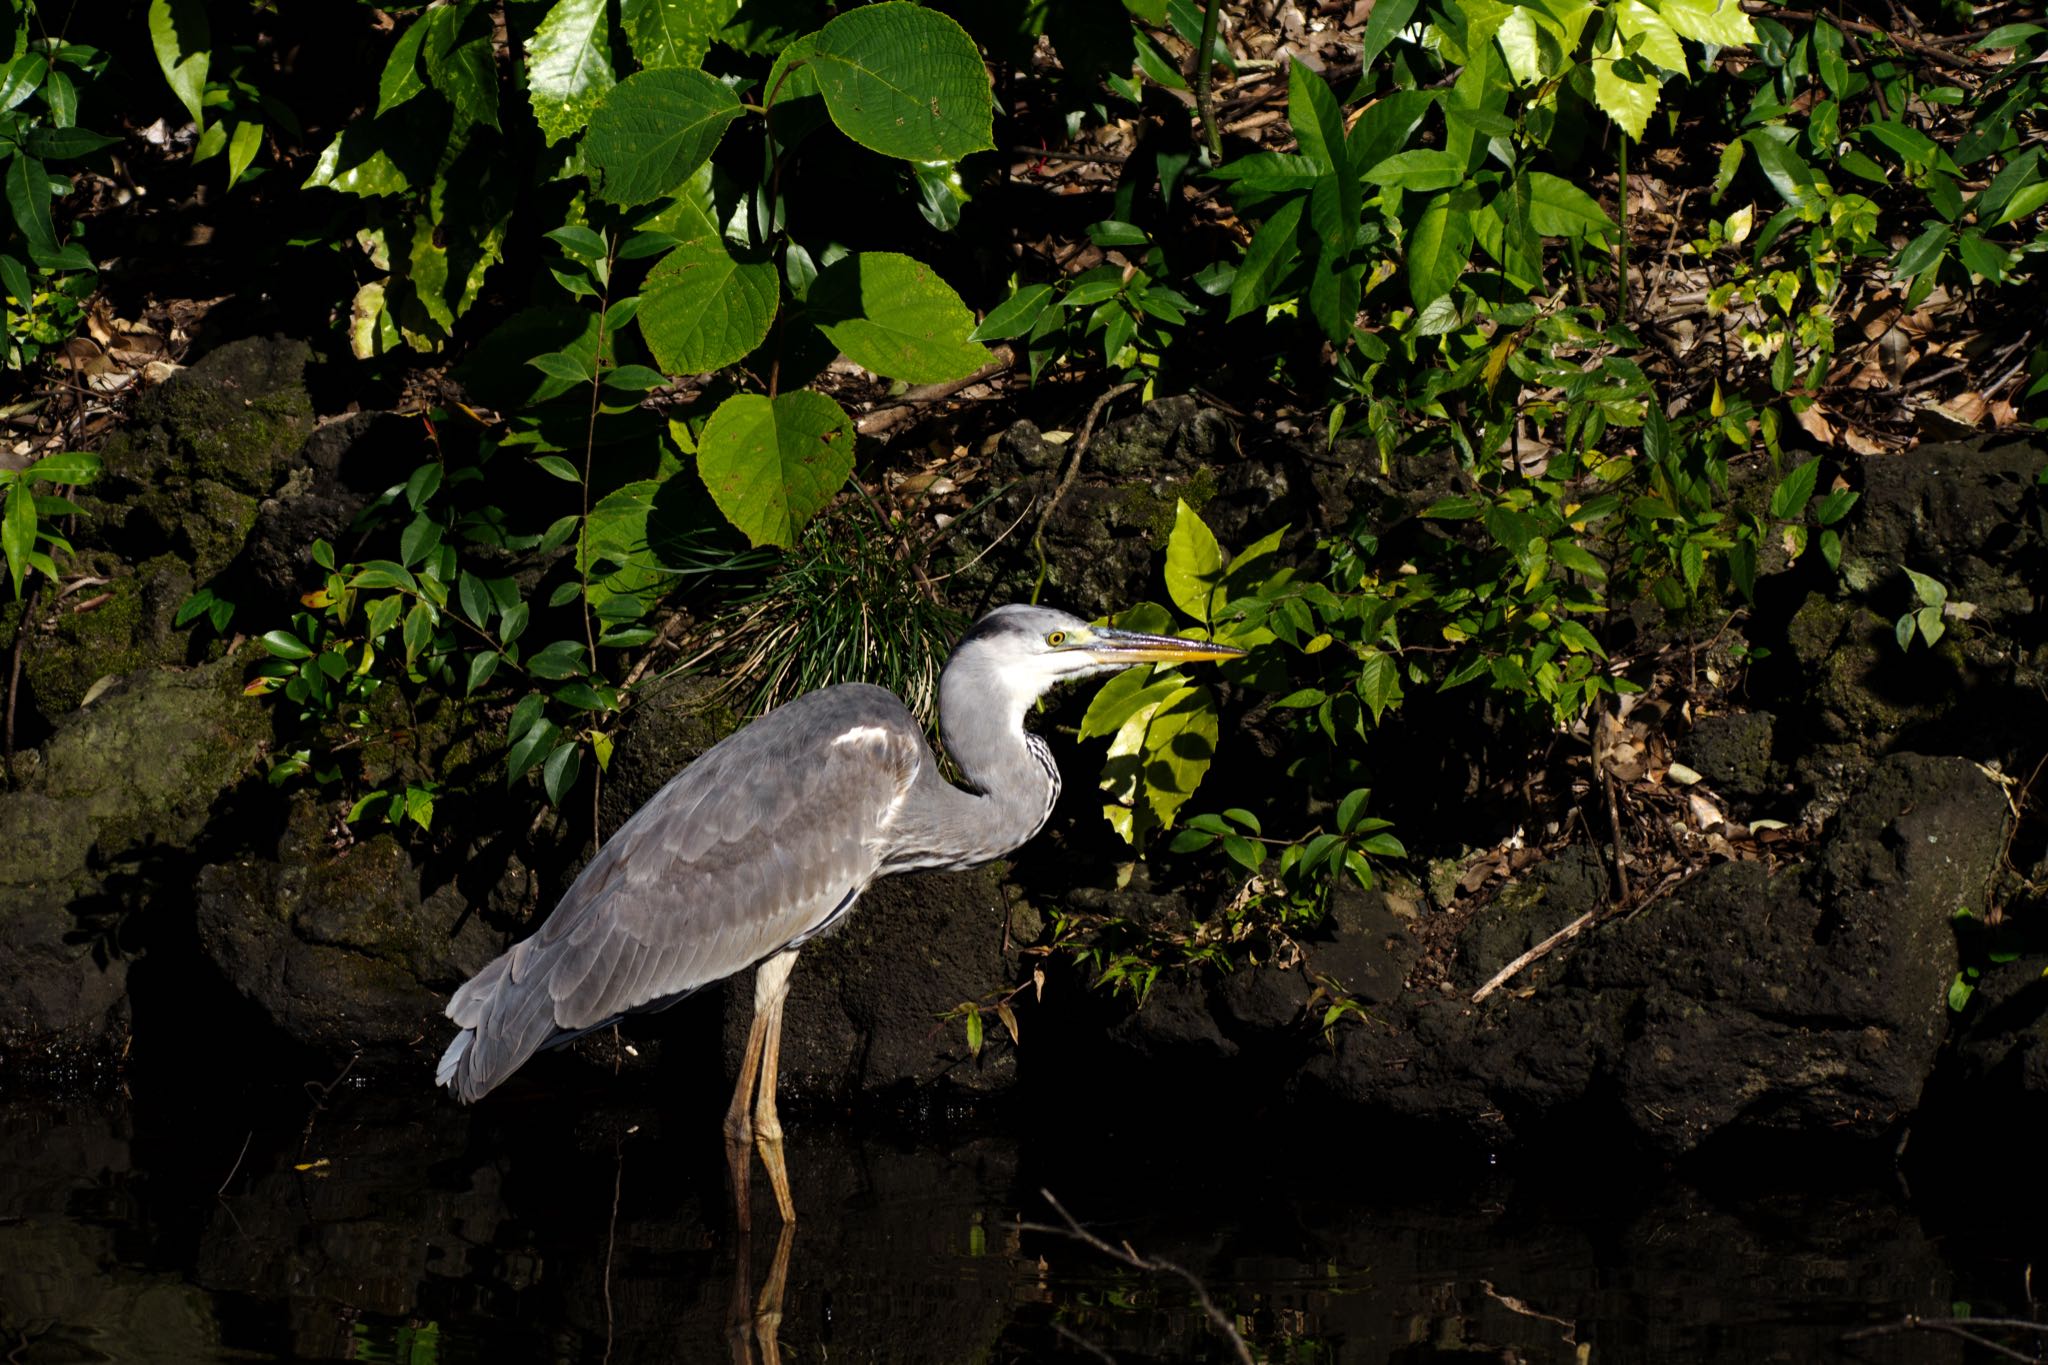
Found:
[1194,0,1224,161]
[4,576,35,782]
[1617,134,1631,324]
[579,243,616,845]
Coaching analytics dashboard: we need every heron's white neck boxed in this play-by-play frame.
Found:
[887,652,1067,871]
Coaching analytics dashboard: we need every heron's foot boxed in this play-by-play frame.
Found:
[724,1116,756,1233]
[754,1108,796,1225]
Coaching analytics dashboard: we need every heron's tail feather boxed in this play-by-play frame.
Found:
[436,943,564,1103]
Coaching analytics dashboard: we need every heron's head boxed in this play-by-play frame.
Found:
[945,604,1243,718]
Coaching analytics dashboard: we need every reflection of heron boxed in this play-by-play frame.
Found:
[438,604,1241,1226]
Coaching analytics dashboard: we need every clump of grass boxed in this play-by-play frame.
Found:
[698,496,961,727]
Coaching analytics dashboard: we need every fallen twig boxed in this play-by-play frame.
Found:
[1842,1313,2048,1362]
[1471,908,1598,1004]
[855,344,1015,437]
[1030,382,1136,602]
[1023,1189,1255,1365]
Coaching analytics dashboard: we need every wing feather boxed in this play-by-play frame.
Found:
[441,685,928,1098]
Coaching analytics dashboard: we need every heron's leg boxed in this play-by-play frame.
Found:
[724,1004,772,1233]
[750,948,801,1226]
[754,1222,795,1365]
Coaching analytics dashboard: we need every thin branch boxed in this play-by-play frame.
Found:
[1741,3,1992,74]
[1471,908,1598,1003]
[1842,1315,2048,1362]
[1030,383,1136,603]
[1023,1189,1255,1365]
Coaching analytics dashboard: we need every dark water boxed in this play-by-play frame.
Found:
[0,1061,2037,1364]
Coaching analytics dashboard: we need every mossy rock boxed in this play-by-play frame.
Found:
[15,555,193,719]
[0,659,269,1062]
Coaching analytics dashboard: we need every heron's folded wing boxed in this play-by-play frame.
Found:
[518,693,926,1031]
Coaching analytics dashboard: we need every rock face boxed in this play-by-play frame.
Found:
[1296,752,2002,1151]
[0,661,267,1065]
[195,792,505,1050]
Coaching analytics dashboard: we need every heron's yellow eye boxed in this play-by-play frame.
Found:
[1046,630,1067,647]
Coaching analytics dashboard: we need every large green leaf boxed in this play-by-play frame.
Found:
[623,0,739,69]
[423,1,501,131]
[636,202,777,373]
[586,69,742,206]
[1526,171,1613,237]
[697,391,855,548]
[6,155,56,258]
[303,124,413,197]
[1589,33,1661,140]
[1616,0,1688,74]
[581,479,681,610]
[809,252,989,383]
[1,481,32,597]
[805,3,994,161]
[1164,498,1224,622]
[1652,0,1758,47]
[1407,188,1476,306]
[1226,194,1305,321]
[1287,60,1349,175]
[526,0,615,146]
[147,0,209,129]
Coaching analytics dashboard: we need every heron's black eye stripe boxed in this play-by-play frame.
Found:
[1046,630,1066,646]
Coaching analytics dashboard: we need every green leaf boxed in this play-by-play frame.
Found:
[585,68,743,207]
[1356,647,1400,721]
[964,1007,983,1056]
[1288,60,1349,175]
[1747,129,1829,210]
[226,121,262,190]
[260,629,313,660]
[697,391,855,548]
[1361,149,1466,191]
[1407,188,1475,307]
[970,283,1055,342]
[636,201,778,374]
[1590,35,1661,140]
[1616,0,1687,74]
[148,0,210,129]
[378,15,429,114]
[21,127,120,159]
[810,252,990,384]
[623,0,738,70]
[424,3,501,131]
[1088,220,1149,246]
[1526,171,1613,238]
[525,0,615,146]
[1227,194,1304,321]
[1081,667,1184,741]
[24,451,101,484]
[535,455,582,483]
[1164,499,1224,622]
[1209,152,1322,191]
[1812,488,1858,526]
[1336,787,1370,832]
[0,483,32,597]
[1903,566,1946,609]
[402,601,435,666]
[7,155,56,258]
[805,3,993,161]
[542,739,583,805]
[1656,0,1758,45]
[528,638,588,680]
[1893,222,1950,281]
[1769,457,1820,520]
[1957,229,2014,283]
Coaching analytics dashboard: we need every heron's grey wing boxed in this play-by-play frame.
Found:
[442,687,926,1099]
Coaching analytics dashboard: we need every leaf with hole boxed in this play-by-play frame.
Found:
[804,3,993,162]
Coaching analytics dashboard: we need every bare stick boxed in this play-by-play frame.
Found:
[1030,383,1136,603]
[1024,1189,1254,1365]
[1471,909,1598,1004]
[216,1131,253,1197]
[1842,1315,2047,1362]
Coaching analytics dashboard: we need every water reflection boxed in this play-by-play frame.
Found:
[0,1076,2020,1363]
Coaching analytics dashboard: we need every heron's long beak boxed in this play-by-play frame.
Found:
[1078,627,1245,666]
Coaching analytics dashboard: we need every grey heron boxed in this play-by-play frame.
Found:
[436,603,1241,1227]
